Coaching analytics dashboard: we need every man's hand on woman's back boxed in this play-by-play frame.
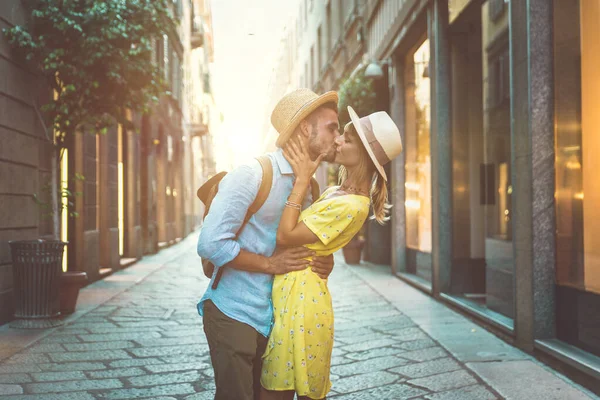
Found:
[266,247,314,275]
[310,254,334,280]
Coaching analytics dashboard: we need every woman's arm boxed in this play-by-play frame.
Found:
[276,177,320,246]
[277,136,324,246]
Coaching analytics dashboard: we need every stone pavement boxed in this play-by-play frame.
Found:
[0,233,597,399]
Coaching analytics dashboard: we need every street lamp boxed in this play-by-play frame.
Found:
[364,61,384,79]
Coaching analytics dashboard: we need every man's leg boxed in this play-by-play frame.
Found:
[253,331,268,400]
[203,300,262,400]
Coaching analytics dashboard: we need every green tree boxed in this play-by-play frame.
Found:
[337,66,378,125]
[3,0,176,239]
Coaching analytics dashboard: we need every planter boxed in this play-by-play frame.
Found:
[9,240,67,328]
[60,271,88,315]
[342,238,365,265]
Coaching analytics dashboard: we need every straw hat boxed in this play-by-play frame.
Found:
[346,106,402,181]
[272,89,338,148]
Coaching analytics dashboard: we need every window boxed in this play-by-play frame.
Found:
[163,35,170,82]
[156,37,164,72]
[310,46,314,87]
[488,43,509,109]
[554,0,600,357]
[447,0,514,323]
[326,3,333,54]
[404,39,432,282]
[171,54,178,97]
[555,0,600,296]
[317,26,323,75]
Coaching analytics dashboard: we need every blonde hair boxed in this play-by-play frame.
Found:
[338,125,391,225]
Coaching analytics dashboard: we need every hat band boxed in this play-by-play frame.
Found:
[290,98,313,120]
[362,118,390,165]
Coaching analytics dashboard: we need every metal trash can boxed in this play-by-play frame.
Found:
[9,240,67,320]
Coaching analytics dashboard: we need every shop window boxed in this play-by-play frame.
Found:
[554,0,600,357]
[404,38,432,283]
[447,0,514,324]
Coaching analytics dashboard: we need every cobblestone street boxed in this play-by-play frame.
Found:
[0,234,597,399]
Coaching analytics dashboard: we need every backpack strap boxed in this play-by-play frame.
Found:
[249,156,273,216]
[211,155,273,289]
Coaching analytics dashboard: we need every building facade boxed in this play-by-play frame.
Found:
[277,0,600,393]
[264,0,366,187]
[0,1,51,324]
[0,0,216,325]
[262,18,300,154]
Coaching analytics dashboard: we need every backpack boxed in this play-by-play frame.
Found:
[196,155,320,289]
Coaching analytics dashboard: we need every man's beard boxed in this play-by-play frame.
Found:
[308,132,337,162]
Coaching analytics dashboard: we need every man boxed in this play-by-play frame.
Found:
[197,88,341,400]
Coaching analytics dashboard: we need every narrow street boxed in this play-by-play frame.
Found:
[0,235,596,400]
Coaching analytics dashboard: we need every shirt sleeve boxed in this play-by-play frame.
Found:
[302,199,361,246]
[197,161,261,268]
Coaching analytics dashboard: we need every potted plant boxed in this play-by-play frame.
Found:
[337,66,378,126]
[342,233,366,265]
[60,271,88,315]
[3,0,175,323]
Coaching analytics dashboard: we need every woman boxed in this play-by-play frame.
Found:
[260,106,403,400]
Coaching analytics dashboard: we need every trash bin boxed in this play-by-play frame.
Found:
[9,240,67,321]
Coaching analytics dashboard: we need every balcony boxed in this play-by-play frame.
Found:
[191,121,208,136]
[191,20,204,49]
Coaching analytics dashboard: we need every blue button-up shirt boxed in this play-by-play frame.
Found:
[196,149,314,337]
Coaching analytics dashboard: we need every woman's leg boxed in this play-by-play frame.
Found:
[258,386,295,400]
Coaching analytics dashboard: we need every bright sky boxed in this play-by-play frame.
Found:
[210,0,299,170]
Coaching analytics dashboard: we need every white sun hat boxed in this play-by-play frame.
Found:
[346,106,403,181]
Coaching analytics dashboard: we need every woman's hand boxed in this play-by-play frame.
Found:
[283,135,325,183]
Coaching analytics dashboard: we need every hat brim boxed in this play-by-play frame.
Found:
[197,171,227,203]
[347,106,388,181]
[275,91,338,148]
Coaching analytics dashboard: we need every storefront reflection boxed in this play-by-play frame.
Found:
[404,38,432,282]
[447,0,514,323]
[554,0,600,357]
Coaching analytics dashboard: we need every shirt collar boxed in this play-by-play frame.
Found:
[273,148,294,175]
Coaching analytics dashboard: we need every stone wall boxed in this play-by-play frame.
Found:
[0,1,53,324]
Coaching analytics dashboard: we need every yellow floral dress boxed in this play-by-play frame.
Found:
[261,187,370,399]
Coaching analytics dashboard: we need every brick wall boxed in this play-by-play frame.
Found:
[0,1,53,324]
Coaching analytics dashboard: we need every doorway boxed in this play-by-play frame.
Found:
[447,0,514,327]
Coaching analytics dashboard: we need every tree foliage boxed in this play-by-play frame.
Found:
[3,0,176,144]
[337,66,378,125]
[3,0,177,239]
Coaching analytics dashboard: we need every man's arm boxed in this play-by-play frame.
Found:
[226,247,314,275]
[197,161,311,275]
[197,164,258,269]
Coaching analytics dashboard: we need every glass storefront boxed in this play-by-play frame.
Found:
[554,0,600,357]
[404,37,433,284]
[447,0,514,326]
[387,0,600,390]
